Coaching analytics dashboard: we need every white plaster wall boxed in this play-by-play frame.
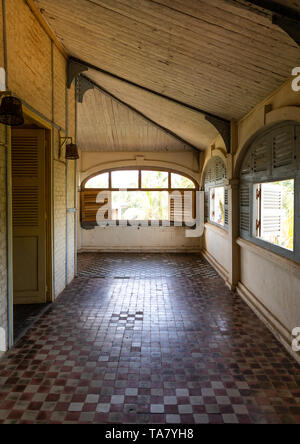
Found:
[80,151,200,182]
[239,243,300,334]
[203,223,229,273]
[80,226,201,252]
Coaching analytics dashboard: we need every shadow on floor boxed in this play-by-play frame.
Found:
[13,303,50,342]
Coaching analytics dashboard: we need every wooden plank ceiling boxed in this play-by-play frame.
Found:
[77,74,220,151]
[34,0,300,151]
[77,85,197,152]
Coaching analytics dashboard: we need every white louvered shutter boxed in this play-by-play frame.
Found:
[272,127,295,172]
[261,183,282,238]
[169,191,195,224]
[240,184,250,235]
[252,139,268,173]
[224,187,229,228]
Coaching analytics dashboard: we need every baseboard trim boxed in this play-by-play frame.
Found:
[78,247,202,253]
[201,249,230,286]
[237,281,300,365]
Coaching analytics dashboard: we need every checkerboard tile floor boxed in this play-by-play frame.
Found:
[0,253,299,424]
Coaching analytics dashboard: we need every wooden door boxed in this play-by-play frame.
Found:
[11,129,47,304]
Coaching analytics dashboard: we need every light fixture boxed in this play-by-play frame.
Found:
[0,92,24,126]
[59,136,79,160]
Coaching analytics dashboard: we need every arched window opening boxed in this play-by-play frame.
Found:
[85,172,109,189]
[239,122,300,261]
[203,157,228,229]
[81,168,198,228]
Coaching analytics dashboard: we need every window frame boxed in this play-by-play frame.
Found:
[209,186,226,228]
[252,179,295,253]
[82,167,197,192]
[245,177,297,261]
[81,167,198,228]
[239,122,300,263]
[203,157,229,231]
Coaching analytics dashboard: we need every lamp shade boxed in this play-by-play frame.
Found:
[0,96,24,126]
[65,143,79,160]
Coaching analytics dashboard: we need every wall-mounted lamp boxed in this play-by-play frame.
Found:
[0,91,24,126]
[59,136,79,160]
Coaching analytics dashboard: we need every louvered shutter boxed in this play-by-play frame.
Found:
[215,158,226,183]
[12,136,40,227]
[81,190,110,226]
[169,191,182,224]
[261,183,282,238]
[204,166,212,184]
[239,124,300,251]
[204,166,212,223]
[252,139,268,173]
[183,191,195,224]
[272,126,295,173]
[12,129,46,304]
[240,153,251,177]
[204,157,228,229]
[204,190,209,222]
[224,187,229,228]
[169,191,195,224]
[240,184,250,235]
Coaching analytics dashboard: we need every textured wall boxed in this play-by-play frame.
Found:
[0,0,7,350]
[5,0,52,119]
[0,0,77,350]
[53,149,77,295]
[0,125,7,350]
[80,226,201,253]
[54,157,66,297]
[53,46,66,129]
[67,214,75,283]
[67,160,75,284]
[53,127,68,297]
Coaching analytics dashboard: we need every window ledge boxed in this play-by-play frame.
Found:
[205,222,228,238]
[237,237,300,279]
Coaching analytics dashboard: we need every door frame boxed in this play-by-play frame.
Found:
[7,106,54,347]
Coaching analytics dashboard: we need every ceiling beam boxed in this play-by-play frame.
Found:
[67,57,231,153]
[78,75,202,153]
[68,57,230,124]
[69,57,231,152]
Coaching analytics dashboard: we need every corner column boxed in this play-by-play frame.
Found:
[227,178,240,290]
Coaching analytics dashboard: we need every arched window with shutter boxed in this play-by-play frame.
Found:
[239,122,300,262]
[203,156,228,230]
[80,168,198,228]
